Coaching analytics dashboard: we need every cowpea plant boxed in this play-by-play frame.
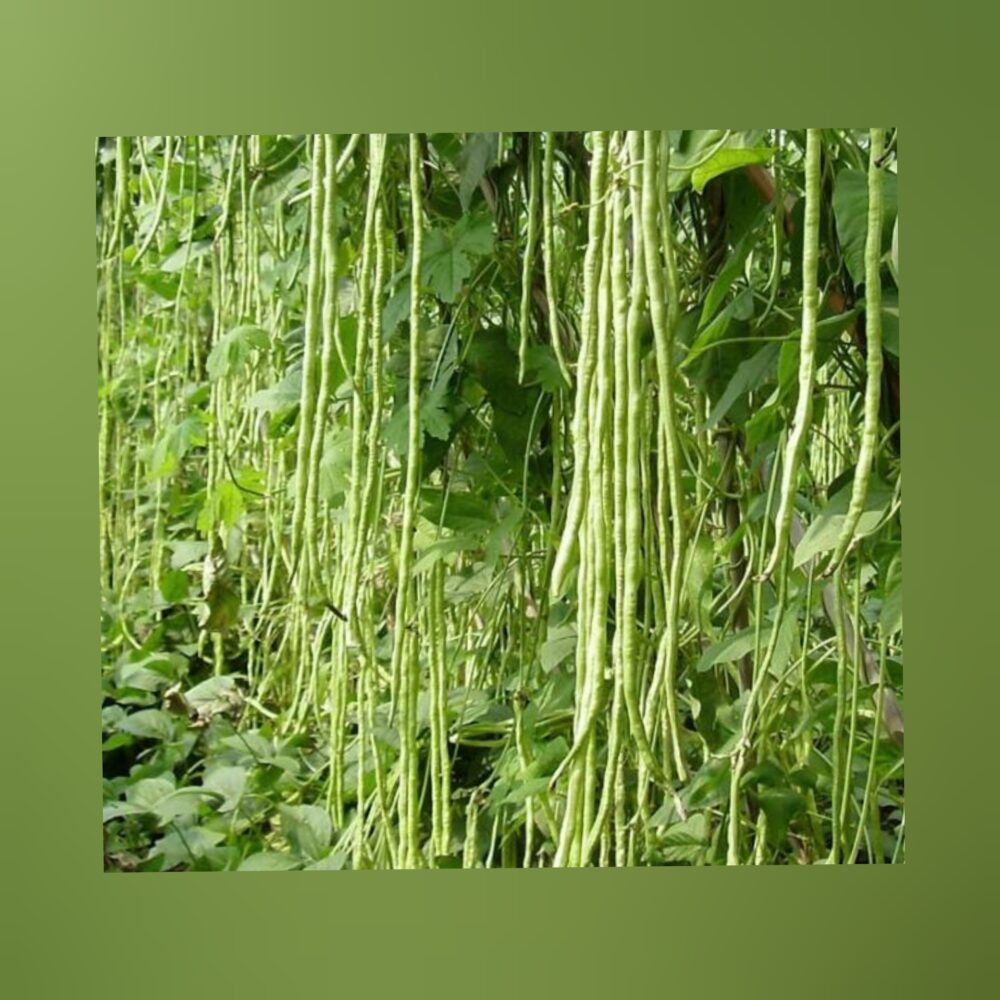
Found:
[99,129,902,870]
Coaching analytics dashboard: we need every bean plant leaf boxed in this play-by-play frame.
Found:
[151,415,207,479]
[206,325,270,381]
[793,478,894,567]
[247,369,302,413]
[238,852,300,872]
[702,343,780,431]
[422,214,494,302]
[457,132,498,211]
[692,146,776,193]
[660,813,710,863]
[832,167,899,285]
[279,805,332,860]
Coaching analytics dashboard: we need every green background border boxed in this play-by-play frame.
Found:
[2,1,995,992]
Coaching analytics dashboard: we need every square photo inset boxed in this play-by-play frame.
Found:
[98,131,902,870]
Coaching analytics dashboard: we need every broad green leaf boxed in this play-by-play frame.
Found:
[318,426,353,502]
[149,826,224,868]
[382,285,410,336]
[770,603,800,678]
[238,851,301,872]
[457,132,498,211]
[667,130,727,192]
[660,813,710,863]
[684,288,753,368]
[757,788,806,845]
[692,147,776,193]
[206,325,270,381]
[502,777,551,806]
[540,626,577,672]
[149,787,212,824]
[422,214,494,302]
[700,225,763,328]
[881,552,902,636]
[523,345,567,392]
[202,580,240,632]
[247,369,301,413]
[185,674,241,715]
[420,490,494,533]
[126,776,176,810]
[202,766,248,812]
[880,288,900,357]
[305,852,348,871]
[421,375,454,442]
[118,709,174,741]
[413,535,479,574]
[696,627,763,673]
[197,480,244,535]
[159,569,189,604]
[169,539,209,569]
[793,478,894,567]
[832,168,899,285]
[702,343,780,430]
[151,415,207,479]
[159,240,210,273]
[279,804,332,860]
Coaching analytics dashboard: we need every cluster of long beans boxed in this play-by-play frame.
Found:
[99,129,902,867]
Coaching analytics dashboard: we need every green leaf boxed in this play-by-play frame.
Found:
[832,168,899,285]
[757,788,806,846]
[684,288,753,368]
[202,580,240,632]
[523,345,567,392]
[318,426,353,503]
[151,415,207,479]
[279,804,332,860]
[422,214,494,302]
[159,569,189,604]
[702,343,779,431]
[197,480,245,536]
[238,851,301,872]
[247,369,301,413]
[696,627,761,673]
[421,375,453,441]
[502,777,551,806]
[701,227,762,328]
[793,478,893,568]
[692,147,775,193]
[667,130,728,192]
[880,288,900,357]
[770,603,800,678]
[660,813,710,863]
[149,826,224,868]
[118,709,174,741]
[881,552,902,636]
[202,766,247,812]
[159,240,210,273]
[382,285,411,336]
[169,539,209,569]
[185,674,241,716]
[305,852,348,871]
[457,133,498,211]
[413,535,479,574]
[149,788,212,824]
[540,625,577,673]
[206,325,270,381]
[126,776,176,811]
